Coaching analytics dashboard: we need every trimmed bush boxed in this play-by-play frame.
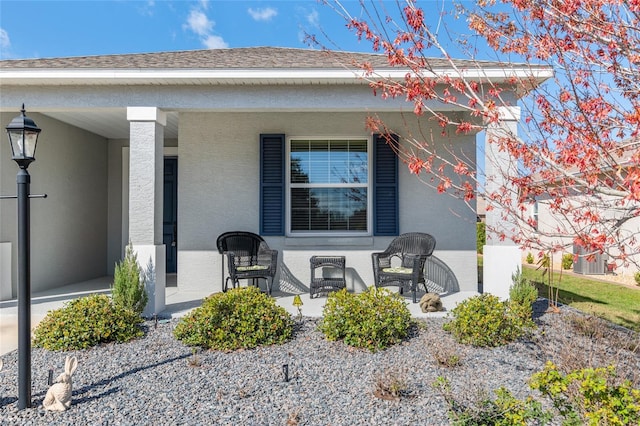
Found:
[320,287,412,352]
[562,253,574,270]
[173,286,293,351]
[112,244,148,315]
[635,271,640,286]
[443,294,533,347]
[526,252,535,264]
[33,294,144,351]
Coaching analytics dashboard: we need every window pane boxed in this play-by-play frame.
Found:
[291,187,367,232]
[329,140,348,184]
[291,188,311,230]
[308,140,329,184]
[290,140,310,183]
[291,139,368,185]
[349,140,368,184]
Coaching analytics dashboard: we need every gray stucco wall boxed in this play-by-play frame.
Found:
[0,112,108,298]
[177,111,478,294]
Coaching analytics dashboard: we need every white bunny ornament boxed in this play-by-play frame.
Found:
[43,356,78,411]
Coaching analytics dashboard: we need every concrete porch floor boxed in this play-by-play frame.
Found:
[0,275,477,356]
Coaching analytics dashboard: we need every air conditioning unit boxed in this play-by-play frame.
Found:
[573,244,607,275]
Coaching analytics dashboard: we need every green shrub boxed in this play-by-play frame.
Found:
[33,294,144,351]
[112,244,148,315]
[510,268,538,307]
[562,253,574,270]
[320,287,412,352]
[173,286,293,351]
[526,252,535,264]
[477,222,486,254]
[530,361,640,425]
[443,294,533,347]
[634,272,640,286]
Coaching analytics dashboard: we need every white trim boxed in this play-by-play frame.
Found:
[0,67,554,86]
[285,136,373,237]
[497,106,521,121]
[122,147,129,257]
[127,107,167,126]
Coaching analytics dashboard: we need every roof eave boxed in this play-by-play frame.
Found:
[0,67,553,86]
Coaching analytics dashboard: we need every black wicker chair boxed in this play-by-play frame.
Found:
[216,231,278,295]
[371,232,436,303]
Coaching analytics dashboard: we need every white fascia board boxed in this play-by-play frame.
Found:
[0,66,553,85]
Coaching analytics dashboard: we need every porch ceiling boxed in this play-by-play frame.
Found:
[42,109,179,139]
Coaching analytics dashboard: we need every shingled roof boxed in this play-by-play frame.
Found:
[0,46,501,70]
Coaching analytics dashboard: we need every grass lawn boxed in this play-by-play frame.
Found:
[520,265,640,332]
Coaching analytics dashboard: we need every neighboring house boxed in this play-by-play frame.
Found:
[526,142,640,277]
[476,194,486,223]
[0,47,551,312]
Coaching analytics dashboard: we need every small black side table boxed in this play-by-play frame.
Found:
[310,255,346,298]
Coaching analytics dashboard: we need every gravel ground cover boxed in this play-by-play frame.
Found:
[0,300,638,425]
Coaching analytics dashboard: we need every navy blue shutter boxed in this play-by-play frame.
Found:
[373,133,399,236]
[260,134,285,235]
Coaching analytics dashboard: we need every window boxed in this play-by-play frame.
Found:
[259,133,398,237]
[288,138,370,234]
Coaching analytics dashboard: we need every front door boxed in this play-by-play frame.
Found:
[163,158,178,273]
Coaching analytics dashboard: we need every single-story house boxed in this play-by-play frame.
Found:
[0,47,551,312]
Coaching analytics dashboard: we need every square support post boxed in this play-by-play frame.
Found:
[127,107,167,316]
[483,107,521,300]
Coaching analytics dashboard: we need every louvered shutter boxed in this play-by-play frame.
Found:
[260,134,285,235]
[373,133,399,236]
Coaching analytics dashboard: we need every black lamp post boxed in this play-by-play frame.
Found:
[5,105,41,409]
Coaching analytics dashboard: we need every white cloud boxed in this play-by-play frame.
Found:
[203,35,229,49]
[183,5,228,49]
[0,28,10,50]
[306,9,319,28]
[186,10,213,37]
[248,7,277,22]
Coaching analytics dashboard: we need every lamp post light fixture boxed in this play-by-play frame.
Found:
[5,104,41,409]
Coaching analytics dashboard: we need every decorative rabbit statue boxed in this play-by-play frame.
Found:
[43,356,78,411]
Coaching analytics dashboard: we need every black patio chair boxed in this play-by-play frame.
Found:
[216,231,278,295]
[371,232,436,303]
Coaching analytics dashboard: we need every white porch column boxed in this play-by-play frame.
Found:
[483,106,521,300]
[127,107,166,316]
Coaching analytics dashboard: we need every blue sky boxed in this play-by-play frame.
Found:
[0,0,474,60]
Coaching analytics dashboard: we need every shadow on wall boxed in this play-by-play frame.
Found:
[276,263,369,295]
[424,255,460,295]
[277,262,308,294]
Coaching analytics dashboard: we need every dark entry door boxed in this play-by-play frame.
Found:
[163,158,178,273]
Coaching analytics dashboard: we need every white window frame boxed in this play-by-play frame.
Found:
[531,200,539,231]
[286,136,373,237]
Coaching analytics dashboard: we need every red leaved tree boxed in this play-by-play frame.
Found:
[317,0,640,270]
